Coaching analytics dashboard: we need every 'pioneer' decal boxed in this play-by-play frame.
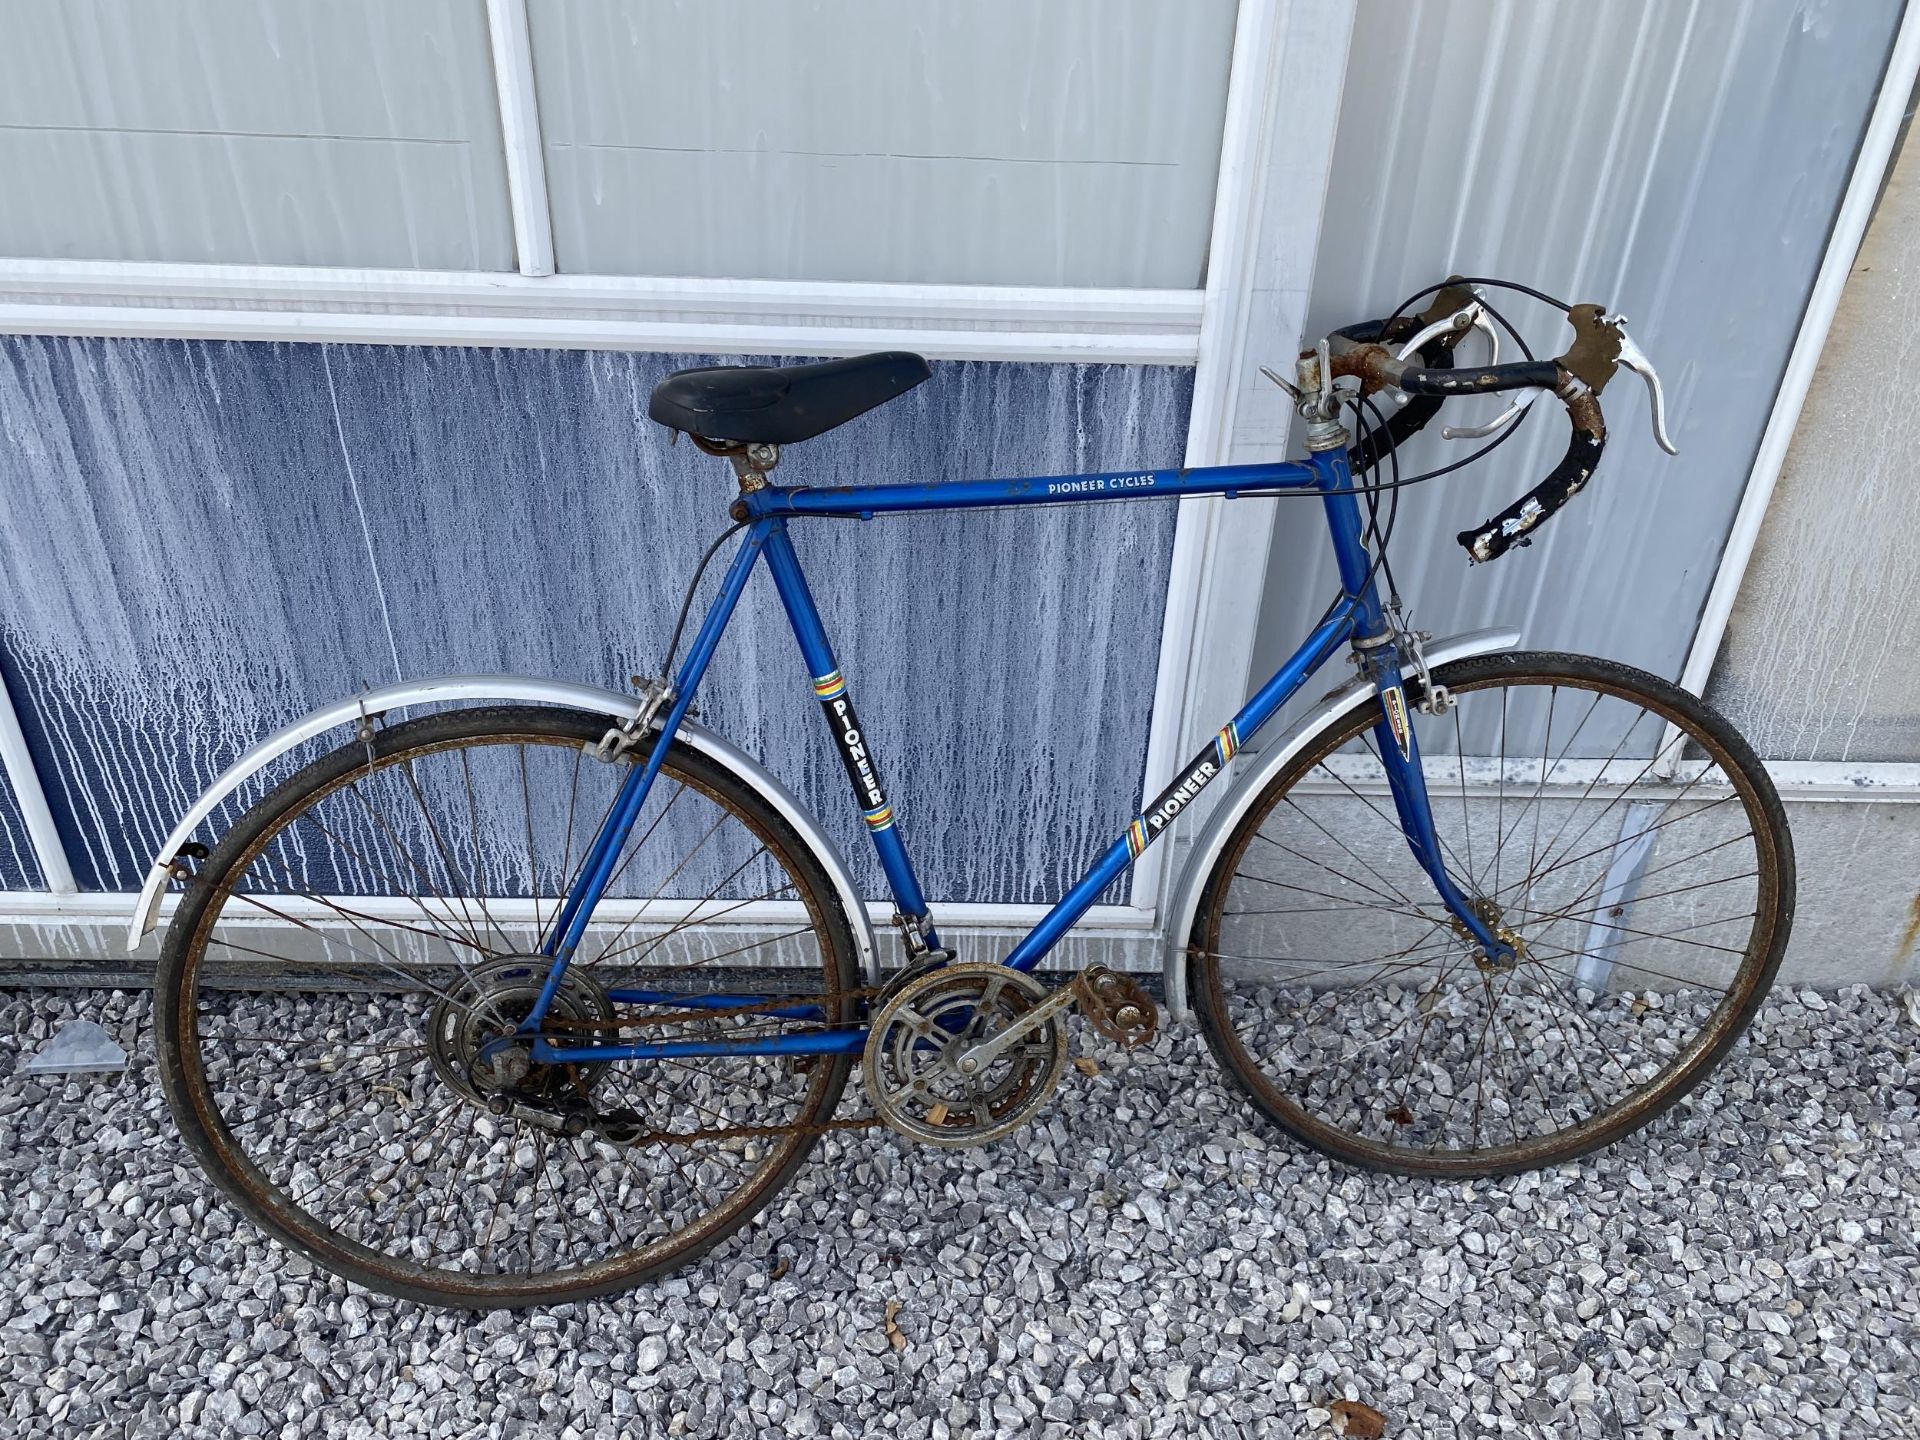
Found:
[815,673,892,830]
[1125,742,1229,857]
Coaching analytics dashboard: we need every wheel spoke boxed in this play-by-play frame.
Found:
[165,711,855,1303]
[1193,662,1786,1171]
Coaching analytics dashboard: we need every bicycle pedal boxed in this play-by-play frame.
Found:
[1072,966,1159,1050]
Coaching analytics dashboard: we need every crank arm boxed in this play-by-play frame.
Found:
[949,964,1159,1075]
[948,978,1080,1077]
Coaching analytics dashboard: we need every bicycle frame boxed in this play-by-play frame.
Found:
[525,444,1508,1064]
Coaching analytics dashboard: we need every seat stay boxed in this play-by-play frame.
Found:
[526,521,773,1028]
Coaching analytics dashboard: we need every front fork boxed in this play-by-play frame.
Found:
[1357,638,1515,969]
[1307,428,1513,970]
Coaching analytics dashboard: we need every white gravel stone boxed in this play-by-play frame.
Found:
[0,984,1915,1439]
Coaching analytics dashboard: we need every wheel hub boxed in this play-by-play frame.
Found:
[427,956,615,1109]
[1453,896,1528,973]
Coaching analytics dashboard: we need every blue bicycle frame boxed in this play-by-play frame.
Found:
[523,443,1510,1065]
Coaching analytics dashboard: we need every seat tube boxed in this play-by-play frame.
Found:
[758,523,940,948]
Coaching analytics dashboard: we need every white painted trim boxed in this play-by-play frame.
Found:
[1131,0,1285,911]
[1673,5,1920,706]
[484,0,557,278]
[0,258,1204,328]
[1294,755,1920,804]
[0,675,75,894]
[0,259,1203,363]
[0,890,1154,931]
[1762,759,1920,803]
[1130,0,1356,909]
[0,305,1196,364]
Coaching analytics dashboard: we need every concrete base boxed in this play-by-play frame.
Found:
[1,796,1912,991]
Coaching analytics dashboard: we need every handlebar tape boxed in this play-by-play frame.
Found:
[1454,421,1606,562]
[1375,360,1609,563]
[1327,305,1614,563]
[1391,363,1603,562]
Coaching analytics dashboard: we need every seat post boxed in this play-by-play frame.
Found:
[728,442,780,492]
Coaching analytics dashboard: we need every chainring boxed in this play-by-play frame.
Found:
[861,962,1069,1148]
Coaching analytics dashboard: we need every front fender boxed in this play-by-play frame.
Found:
[1161,628,1520,1018]
[128,674,881,984]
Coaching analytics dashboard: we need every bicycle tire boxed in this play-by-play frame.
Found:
[155,705,859,1308]
[1189,651,1794,1176]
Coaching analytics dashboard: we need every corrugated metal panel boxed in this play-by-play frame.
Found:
[1250,0,1902,755]
[0,0,514,269]
[1709,125,1920,763]
[0,772,42,890]
[526,0,1238,285]
[0,335,1187,903]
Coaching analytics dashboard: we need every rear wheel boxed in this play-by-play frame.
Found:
[1189,652,1794,1175]
[155,705,860,1307]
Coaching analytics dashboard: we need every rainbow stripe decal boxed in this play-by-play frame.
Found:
[1213,722,1240,766]
[1126,817,1149,858]
[864,803,895,831]
[812,669,846,701]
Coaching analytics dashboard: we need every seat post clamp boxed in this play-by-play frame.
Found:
[730,444,780,493]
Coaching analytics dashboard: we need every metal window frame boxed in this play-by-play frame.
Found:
[0,0,1330,925]
[485,0,557,279]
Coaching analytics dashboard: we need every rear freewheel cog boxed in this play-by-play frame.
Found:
[427,956,617,1109]
[862,962,1069,1148]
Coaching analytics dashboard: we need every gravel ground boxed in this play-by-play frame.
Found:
[2,984,1916,1440]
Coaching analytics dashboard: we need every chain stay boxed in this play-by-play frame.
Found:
[500,964,1160,1149]
[492,984,883,1148]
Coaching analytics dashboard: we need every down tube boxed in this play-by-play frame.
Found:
[1000,598,1358,972]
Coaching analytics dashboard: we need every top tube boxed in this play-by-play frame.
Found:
[741,458,1323,519]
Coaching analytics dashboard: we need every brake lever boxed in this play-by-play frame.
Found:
[1608,318,1678,455]
[1385,299,1501,412]
[1395,301,1499,366]
[1402,299,1535,438]
[1442,385,1547,441]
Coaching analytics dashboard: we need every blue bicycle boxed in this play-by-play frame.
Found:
[146,279,1794,1307]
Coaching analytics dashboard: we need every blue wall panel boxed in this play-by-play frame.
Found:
[0,769,42,890]
[0,335,1188,903]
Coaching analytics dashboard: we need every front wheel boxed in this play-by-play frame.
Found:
[1189,652,1794,1175]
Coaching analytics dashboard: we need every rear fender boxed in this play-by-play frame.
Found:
[127,674,881,984]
